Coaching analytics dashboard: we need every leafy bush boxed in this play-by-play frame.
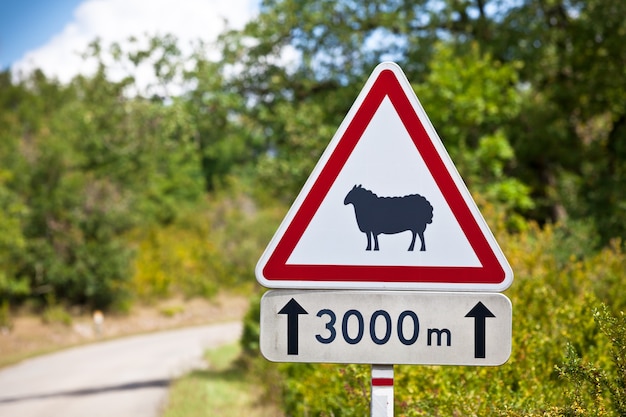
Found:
[0,299,12,331]
[552,305,626,416]
[41,295,73,326]
[240,294,261,361]
[130,223,223,300]
[130,180,284,301]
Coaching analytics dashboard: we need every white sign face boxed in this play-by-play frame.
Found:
[255,62,513,292]
[260,290,512,366]
[287,97,480,268]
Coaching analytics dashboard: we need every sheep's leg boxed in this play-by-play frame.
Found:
[418,231,426,251]
[408,231,417,251]
[373,233,380,251]
[366,232,372,251]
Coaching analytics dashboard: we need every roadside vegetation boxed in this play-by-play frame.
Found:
[1,0,626,415]
[238,219,626,416]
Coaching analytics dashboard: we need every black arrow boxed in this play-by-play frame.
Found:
[278,298,308,355]
[465,302,496,359]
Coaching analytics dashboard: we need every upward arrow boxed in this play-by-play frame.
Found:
[278,298,308,355]
[465,302,496,359]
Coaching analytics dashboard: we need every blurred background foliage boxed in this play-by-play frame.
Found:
[1,0,625,414]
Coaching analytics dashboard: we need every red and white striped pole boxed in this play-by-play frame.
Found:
[371,364,394,417]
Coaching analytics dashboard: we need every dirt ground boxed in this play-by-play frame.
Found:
[0,292,251,369]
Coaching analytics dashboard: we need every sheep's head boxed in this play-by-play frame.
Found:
[344,184,362,205]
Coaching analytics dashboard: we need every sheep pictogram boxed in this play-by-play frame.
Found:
[344,184,433,252]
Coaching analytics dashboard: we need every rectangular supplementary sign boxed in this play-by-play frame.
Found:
[260,290,512,366]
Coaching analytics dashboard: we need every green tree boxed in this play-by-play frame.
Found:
[15,69,137,308]
[0,71,30,303]
[412,42,533,225]
[0,38,208,309]
[182,54,257,191]
[0,170,28,302]
[220,0,533,219]
[221,0,626,243]
[479,0,623,242]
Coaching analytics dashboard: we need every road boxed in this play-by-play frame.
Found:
[0,322,242,417]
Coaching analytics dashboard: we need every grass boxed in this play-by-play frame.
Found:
[162,343,283,417]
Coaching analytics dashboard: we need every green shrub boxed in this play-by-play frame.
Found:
[240,295,261,361]
[130,183,284,301]
[552,305,626,416]
[42,305,72,326]
[160,304,185,317]
[130,221,224,301]
[0,299,12,331]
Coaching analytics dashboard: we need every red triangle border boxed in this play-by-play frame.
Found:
[260,66,509,287]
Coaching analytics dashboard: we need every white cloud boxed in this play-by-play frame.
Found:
[12,0,258,85]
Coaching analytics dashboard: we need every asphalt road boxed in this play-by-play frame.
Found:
[0,322,242,417]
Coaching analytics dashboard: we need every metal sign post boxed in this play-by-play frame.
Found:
[371,365,394,417]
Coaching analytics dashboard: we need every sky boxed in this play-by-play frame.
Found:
[0,0,258,83]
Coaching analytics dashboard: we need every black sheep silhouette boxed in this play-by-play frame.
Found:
[344,185,433,251]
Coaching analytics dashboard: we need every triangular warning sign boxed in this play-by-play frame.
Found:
[256,62,513,291]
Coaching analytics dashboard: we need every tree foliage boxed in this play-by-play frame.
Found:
[0,42,209,308]
[219,0,625,242]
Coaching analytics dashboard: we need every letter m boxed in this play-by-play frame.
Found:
[427,328,451,346]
